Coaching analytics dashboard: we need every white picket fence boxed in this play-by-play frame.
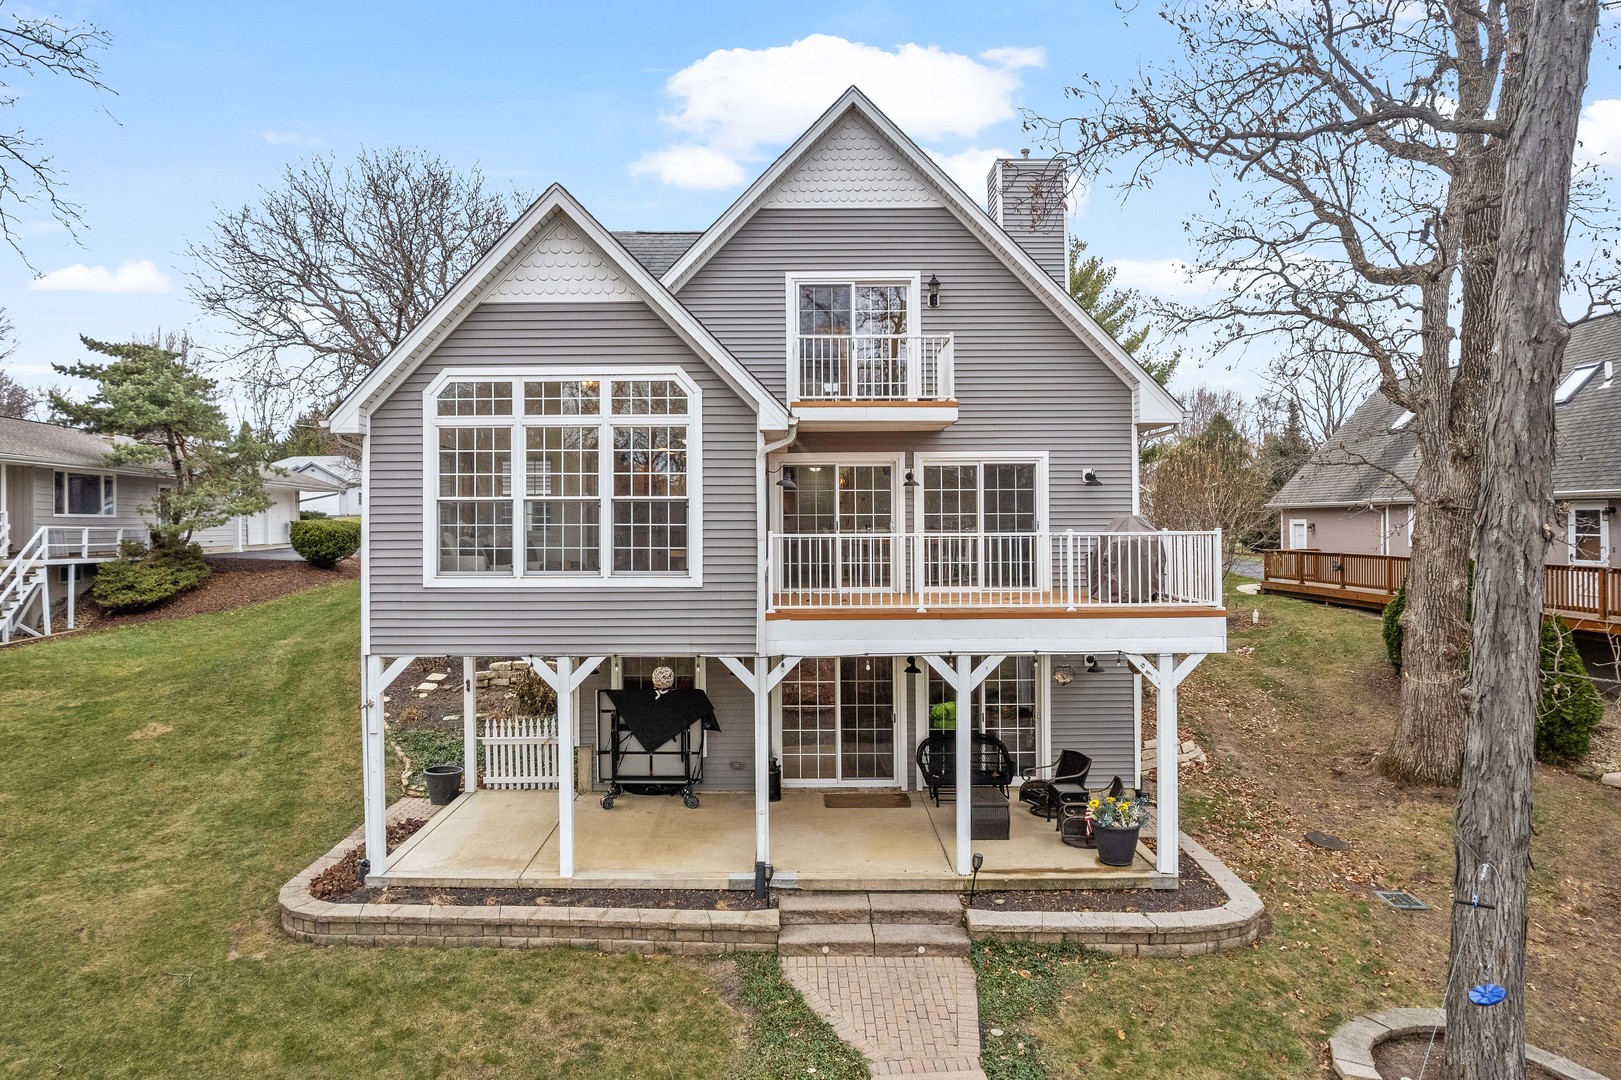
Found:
[478,715,559,789]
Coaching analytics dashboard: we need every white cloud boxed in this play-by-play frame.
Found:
[928,146,1015,202]
[629,144,749,190]
[30,259,171,294]
[1576,99,1621,168]
[259,130,321,146]
[1108,258,1212,298]
[634,34,1043,189]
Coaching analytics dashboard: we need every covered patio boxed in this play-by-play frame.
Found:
[380,787,1161,891]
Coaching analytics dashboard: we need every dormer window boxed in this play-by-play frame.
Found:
[1390,410,1415,431]
[426,371,701,586]
[1555,364,1598,404]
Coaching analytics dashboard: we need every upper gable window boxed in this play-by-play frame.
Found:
[1390,410,1415,431]
[789,273,932,401]
[797,283,910,338]
[1555,365,1598,405]
[437,380,513,416]
[426,371,701,587]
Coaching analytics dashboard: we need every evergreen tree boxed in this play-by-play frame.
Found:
[51,336,272,550]
[1067,237,1179,385]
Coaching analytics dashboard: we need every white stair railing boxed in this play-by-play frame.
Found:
[0,525,136,642]
[0,508,10,558]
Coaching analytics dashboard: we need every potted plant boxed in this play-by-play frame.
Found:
[929,701,957,731]
[1089,793,1150,867]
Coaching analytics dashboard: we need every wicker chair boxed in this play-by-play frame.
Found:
[915,730,1017,807]
[1018,750,1092,820]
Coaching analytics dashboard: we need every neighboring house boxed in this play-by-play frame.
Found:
[1,415,344,640]
[274,454,363,517]
[1271,312,1621,568]
[328,89,1227,890]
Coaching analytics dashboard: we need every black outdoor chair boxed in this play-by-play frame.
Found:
[1018,749,1092,820]
[915,730,1017,807]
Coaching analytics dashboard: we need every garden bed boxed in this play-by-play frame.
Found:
[1373,1034,1560,1080]
[966,851,1225,912]
[74,554,358,631]
[332,884,773,911]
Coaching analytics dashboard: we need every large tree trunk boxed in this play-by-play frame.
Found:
[1447,1,1597,1076]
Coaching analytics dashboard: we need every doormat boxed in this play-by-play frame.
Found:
[824,792,912,809]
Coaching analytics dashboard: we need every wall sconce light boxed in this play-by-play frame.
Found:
[1308,521,1317,532]
[1052,664,1075,686]
[1605,505,1618,517]
[904,656,922,675]
[904,469,919,488]
[1084,654,1104,674]
[927,274,941,308]
[774,466,797,491]
[1081,468,1101,486]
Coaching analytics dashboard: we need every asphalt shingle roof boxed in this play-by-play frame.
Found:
[0,415,126,470]
[610,231,702,277]
[1272,312,1621,508]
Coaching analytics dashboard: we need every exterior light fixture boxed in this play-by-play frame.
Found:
[904,469,920,488]
[1084,654,1104,674]
[905,656,922,675]
[927,275,941,308]
[1081,468,1101,486]
[775,466,797,491]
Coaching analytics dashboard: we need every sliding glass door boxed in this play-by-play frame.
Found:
[779,461,897,592]
[778,657,897,783]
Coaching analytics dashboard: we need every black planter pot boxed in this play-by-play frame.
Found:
[1094,824,1141,867]
[423,763,464,805]
[768,758,783,802]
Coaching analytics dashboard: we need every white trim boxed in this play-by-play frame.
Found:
[51,469,116,518]
[420,366,704,589]
[783,271,923,404]
[1567,501,1610,566]
[910,451,1051,535]
[769,451,906,534]
[659,88,1184,429]
[1288,518,1309,550]
[328,185,790,435]
[771,655,905,787]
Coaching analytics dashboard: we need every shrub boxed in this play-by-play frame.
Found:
[289,517,360,568]
[1381,581,1407,674]
[92,543,211,613]
[298,509,330,520]
[1537,616,1604,764]
[512,668,557,717]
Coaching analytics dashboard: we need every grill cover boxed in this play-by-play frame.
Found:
[603,688,720,750]
[1091,513,1166,602]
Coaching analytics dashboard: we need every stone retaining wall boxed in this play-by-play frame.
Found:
[1329,1008,1610,1080]
[964,833,1264,957]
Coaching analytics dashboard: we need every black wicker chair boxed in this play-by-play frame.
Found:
[915,730,1017,807]
[1018,749,1092,820]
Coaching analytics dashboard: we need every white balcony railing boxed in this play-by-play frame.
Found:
[792,333,954,401]
[768,530,1224,612]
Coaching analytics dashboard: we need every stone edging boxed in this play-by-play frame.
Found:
[277,818,777,955]
[1329,1008,1610,1080]
[964,832,1264,956]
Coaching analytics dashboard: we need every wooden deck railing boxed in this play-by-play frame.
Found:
[1262,550,1621,630]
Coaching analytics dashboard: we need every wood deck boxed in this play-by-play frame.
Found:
[769,591,1226,620]
[1260,550,1621,634]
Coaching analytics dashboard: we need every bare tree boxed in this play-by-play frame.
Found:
[1144,393,1274,564]
[1263,342,1377,444]
[0,8,112,266]
[187,148,526,415]
[1031,0,1528,785]
[1454,1,1599,1075]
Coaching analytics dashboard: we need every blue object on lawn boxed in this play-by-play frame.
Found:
[1468,983,1507,1007]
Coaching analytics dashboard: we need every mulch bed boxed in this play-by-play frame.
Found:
[73,554,358,632]
[308,818,428,901]
[964,851,1227,912]
[1373,1034,1559,1080]
[332,884,773,911]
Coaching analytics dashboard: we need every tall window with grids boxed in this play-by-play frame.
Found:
[429,373,697,579]
[925,656,1040,771]
[795,281,911,399]
[920,460,1041,590]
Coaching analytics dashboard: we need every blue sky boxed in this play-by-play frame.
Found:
[3,1,1618,420]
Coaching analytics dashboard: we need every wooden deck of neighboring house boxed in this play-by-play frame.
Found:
[1259,550,1621,635]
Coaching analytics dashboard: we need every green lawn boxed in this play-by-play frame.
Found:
[977,578,1621,1080]
[0,582,750,1079]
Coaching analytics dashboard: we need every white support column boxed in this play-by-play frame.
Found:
[1155,652,1179,876]
[462,656,478,793]
[66,565,76,630]
[954,654,972,877]
[555,656,576,878]
[753,659,771,865]
[39,570,50,636]
[362,654,389,873]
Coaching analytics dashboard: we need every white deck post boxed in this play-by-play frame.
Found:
[556,656,576,878]
[362,654,389,873]
[66,564,75,630]
[954,654,972,876]
[462,656,478,792]
[1155,652,1179,876]
[754,657,771,866]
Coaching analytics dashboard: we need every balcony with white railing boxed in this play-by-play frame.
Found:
[788,333,957,429]
[766,529,1225,615]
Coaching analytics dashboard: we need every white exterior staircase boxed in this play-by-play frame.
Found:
[1,523,138,643]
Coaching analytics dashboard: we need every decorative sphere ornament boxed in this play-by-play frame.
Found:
[652,666,676,691]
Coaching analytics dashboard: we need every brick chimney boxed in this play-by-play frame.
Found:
[987,151,1069,286]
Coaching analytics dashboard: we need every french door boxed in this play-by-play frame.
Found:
[777,657,897,784]
[779,460,898,592]
[918,460,1043,591]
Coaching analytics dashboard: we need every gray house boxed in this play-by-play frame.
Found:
[1272,312,1621,568]
[328,89,1227,892]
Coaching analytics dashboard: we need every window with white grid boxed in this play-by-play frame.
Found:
[926,656,1040,771]
[427,373,698,581]
[779,657,838,781]
[621,656,697,690]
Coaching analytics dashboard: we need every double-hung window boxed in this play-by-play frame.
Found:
[429,372,698,583]
[53,471,115,517]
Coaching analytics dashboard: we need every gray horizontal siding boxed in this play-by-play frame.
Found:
[22,465,157,539]
[677,207,1137,528]
[366,301,760,655]
[1047,661,1138,785]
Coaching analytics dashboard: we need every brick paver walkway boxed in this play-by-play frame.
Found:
[781,955,986,1079]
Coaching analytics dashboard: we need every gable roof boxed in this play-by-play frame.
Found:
[0,415,161,474]
[1272,312,1621,508]
[613,231,702,277]
[273,455,360,487]
[328,187,791,434]
[658,87,1184,429]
